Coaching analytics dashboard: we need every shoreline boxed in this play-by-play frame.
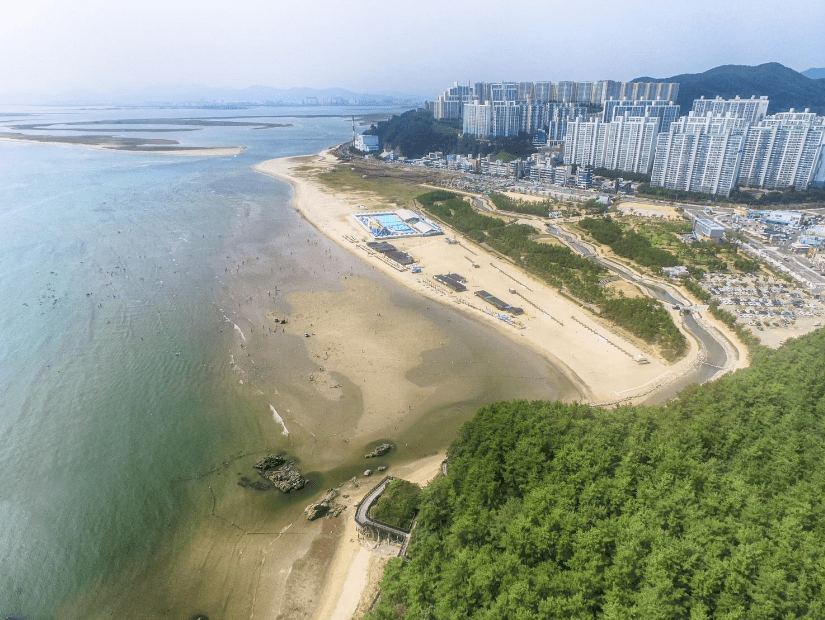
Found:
[254,150,711,406]
[251,148,747,617]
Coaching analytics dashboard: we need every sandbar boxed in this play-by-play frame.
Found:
[0,131,246,156]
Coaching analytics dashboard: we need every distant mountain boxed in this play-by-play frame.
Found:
[8,85,427,107]
[634,62,825,115]
[803,68,825,80]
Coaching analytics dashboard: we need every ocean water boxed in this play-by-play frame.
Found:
[0,106,400,618]
[0,106,580,618]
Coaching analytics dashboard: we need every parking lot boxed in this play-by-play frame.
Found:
[700,273,822,347]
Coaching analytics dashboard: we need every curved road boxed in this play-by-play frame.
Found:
[547,225,737,403]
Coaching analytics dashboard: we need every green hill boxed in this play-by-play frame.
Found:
[368,328,825,619]
[634,62,825,115]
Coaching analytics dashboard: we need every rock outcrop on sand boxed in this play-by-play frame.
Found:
[252,454,307,493]
[365,443,392,459]
[304,488,345,520]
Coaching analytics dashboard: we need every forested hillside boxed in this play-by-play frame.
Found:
[364,110,536,159]
[368,328,825,619]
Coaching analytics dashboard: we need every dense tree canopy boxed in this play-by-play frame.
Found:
[579,217,679,269]
[369,327,825,619]
[365,110,537,159]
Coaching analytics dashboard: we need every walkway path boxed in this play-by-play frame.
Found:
[354,477,412,548]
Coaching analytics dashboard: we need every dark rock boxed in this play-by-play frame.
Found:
[254,454,286,471]
[304,488,342,521]
[365,443,392,459]
[260,461,306,493]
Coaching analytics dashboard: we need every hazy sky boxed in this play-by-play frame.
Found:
[1,0,822,99]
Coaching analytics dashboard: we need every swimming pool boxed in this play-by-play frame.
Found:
[353,211,443,239]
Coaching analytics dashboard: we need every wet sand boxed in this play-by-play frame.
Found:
[56,142,709,619]
[57,152,588,619]
[254,151,708,405]
[243,149,720,618]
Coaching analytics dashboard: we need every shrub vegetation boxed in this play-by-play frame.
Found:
[370,479,422,532]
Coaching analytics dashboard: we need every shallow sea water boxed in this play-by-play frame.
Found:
[0,106,579,618]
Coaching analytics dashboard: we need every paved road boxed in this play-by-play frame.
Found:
[546,225,736,402]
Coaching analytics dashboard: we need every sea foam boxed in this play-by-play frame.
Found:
[270,405,289,436]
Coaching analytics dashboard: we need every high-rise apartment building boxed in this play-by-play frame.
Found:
[618,82,680,103]
[517,82,534,100]
[564,114,661,174]
[574,82,594,105]
[651,114,748,197]
[556,82,576,104]
[691,96,770,124]
[603,99,681,132]
[534,81,555,102]
[434,82,474,120]
[491,101,522,137]
[591,80,622,105]
[737,121,825,190]
[462,101,493,137]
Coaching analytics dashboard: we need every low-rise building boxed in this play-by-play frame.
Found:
[693,218,725,242]
[663,265,690,278]
[354,134,380,152]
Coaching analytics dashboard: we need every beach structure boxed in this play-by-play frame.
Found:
[366,241,415,265]
[474,290,524,315]
[434,273,468,292]
[353,210,442,239]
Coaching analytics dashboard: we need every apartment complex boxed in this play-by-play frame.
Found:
[436,79,679,113]
[462,100,588,138]
[433,82,475,120]
[651,114,749,197]
[431,80,825,197]
[603,99,681,132]
[652,102,825,197]
[691,96,770,124]
[738,122,825,190]
[564,114,662,174]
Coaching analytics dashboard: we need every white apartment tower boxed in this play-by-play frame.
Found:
[603,99,681,132]
[564,114,661,174]
[491,101,522,137]
[651,115,748,197]
[534,82,555,102]
[691,96,770,124]
[737,122,825,190]
[434,82,474,120]
[462,101,493,137]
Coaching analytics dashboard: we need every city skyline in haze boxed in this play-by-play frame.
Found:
[1,0,822,102]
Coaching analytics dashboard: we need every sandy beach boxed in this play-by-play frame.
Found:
[247,149,748,618]
[255,150,725,406]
